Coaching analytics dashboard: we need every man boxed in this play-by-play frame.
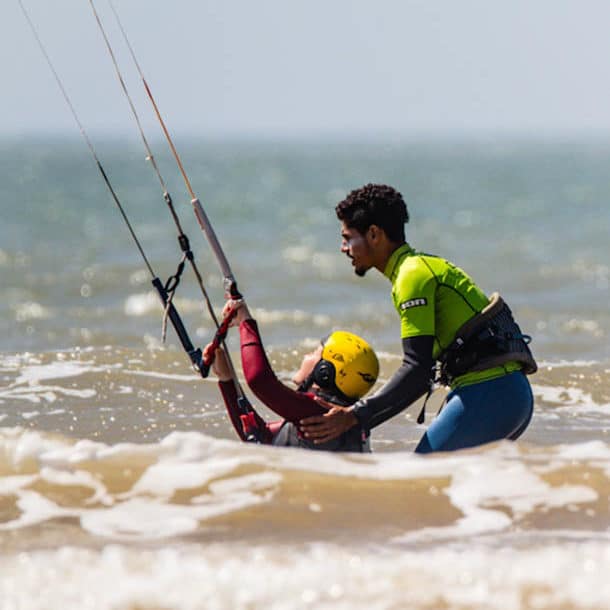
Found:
[299,183,536,453]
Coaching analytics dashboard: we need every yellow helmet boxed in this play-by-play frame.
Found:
[312,330,379,402]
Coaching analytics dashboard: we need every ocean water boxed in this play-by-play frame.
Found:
[1,135,609,609]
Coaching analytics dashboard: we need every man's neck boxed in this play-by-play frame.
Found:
[374,240,405,274]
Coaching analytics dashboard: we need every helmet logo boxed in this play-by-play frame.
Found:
[359,372,376,384]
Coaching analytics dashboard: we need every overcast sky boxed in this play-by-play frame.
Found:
[5,0,610,137]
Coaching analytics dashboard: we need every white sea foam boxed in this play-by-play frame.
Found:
[0,353,41,372]
[124,291,162,316]
[0,475,37,494]
[251,306,331,327]
[1,384,97,405]
[1,428,608,545]
[12,301,53,322]
[562,318,605,338]
[0,357,101,404]
[537,359,600,368]
[124,369,201,382]
[532,383,601,407]
[14,360,100,385]
[531,383,610,419]
[1,358,207,406]
[282,244,314,263]
[0,429,281,539]
[281,244,337,277]
[396,446,598,543]
[554,440,610,460]
[124,292,209,317]
[2,541,610,610]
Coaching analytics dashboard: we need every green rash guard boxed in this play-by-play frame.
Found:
[352,242,523,432]
[385,243,521,387]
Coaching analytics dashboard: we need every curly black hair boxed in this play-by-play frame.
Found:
[335,184,408,243]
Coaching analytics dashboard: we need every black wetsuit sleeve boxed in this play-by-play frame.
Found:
[352,335,434,432]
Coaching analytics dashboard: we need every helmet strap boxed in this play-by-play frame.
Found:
[296,371,315,393]
[296,368,353,405]
[296,359,355,406]
[314,388,354,407]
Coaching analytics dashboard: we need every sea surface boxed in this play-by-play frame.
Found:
[1,134,609,609]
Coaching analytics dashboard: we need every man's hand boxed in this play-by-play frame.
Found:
[299,403,358,444]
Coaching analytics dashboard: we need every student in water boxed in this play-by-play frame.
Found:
[205,299,379,452]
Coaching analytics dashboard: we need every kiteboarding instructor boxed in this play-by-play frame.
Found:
[299,183,537,453]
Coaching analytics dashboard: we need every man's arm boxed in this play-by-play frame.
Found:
[353,334,434,431]
[300,335,434,443]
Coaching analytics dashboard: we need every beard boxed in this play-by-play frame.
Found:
[355,266,368,277]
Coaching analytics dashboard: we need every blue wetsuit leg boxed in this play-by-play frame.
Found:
[414,371,534,454]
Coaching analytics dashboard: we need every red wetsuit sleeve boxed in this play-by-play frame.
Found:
[239,318,327,422]
[218,380,274,444]
[218,380,248,441]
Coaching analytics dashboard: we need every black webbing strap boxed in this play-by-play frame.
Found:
[152,277,205,377]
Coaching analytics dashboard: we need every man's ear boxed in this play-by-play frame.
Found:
[367,224,382,242]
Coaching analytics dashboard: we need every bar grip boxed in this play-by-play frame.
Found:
[151,277,208,377]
